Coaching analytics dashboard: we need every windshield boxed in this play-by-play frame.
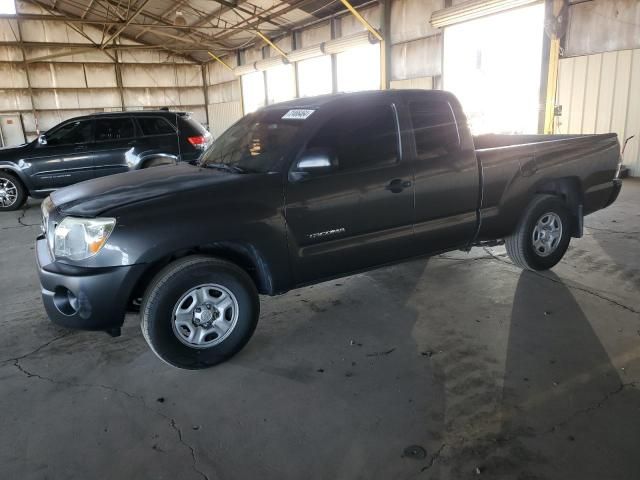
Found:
[199,109,304,173]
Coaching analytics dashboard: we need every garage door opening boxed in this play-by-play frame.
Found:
[443,3,545,134]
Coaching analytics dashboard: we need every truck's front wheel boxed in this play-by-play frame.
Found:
[505,195,572,271]
[141,256,260,369]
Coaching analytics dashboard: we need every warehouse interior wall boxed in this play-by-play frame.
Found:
[557,0,640,176]
[0,1,207,143]
[1,0,639,177]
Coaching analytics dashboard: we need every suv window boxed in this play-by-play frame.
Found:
[137,117,175,136]
[95,117,135,141]
[46,120,93,146]
[409,101,460,161]
[307,104,399,172]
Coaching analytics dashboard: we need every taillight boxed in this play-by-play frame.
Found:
[187,135,209,150]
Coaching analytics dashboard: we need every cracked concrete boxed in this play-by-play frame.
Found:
[1,180,639,479]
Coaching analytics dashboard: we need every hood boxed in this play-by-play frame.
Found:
[51,163,236,217]
[0,143,30,160]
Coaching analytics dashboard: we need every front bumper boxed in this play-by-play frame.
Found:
[36,235,146,331]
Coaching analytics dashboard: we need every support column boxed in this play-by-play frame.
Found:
[541,0,567,134]
[380,0,392,89]
[16,19,39,136]
[201,64,210,128]
[114,49,126,111]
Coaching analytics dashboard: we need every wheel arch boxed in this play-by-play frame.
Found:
[0,165,30,192]
[127,242,275,309]
[534,176,583,236]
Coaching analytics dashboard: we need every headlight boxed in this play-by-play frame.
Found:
[53,217,116,260]
[41,197,52,234]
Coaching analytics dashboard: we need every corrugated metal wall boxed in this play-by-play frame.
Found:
[0,2,208,140]
[205,55,243,138]
[390,0,443,84]
[556,50,640,176]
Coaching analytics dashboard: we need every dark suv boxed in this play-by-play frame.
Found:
[0,110,211,210]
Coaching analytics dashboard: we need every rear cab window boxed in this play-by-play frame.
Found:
[409,100,460,161]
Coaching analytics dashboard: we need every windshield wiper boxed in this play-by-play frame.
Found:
[201,163,247,174]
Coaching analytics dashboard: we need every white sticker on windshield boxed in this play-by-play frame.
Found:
[282,109,315,120]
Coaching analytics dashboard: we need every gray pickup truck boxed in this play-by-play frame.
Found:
[37,90,622,369]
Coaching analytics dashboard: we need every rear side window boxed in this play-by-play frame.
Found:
[307,104,399,172]
[409,101,460,161]
[95,117,134,141]
[137,117,176,136]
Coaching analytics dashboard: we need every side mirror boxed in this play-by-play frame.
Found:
[290,148,337,181]
[37,134,47,146]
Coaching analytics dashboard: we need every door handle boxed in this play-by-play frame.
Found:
[385,178,412,193]
[74,145,87,151]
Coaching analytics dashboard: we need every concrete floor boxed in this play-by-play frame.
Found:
[1,180,639,480]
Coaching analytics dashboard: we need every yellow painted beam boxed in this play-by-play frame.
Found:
[256,30,289,59]
[544,0,565,134]
[339,0,383,42]
[207,51,233,71]
[544,38,560,134]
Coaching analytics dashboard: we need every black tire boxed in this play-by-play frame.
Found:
[141,255,260,369]
[142,157,176,168]
[505,194,572,271]
[0,171,27,211]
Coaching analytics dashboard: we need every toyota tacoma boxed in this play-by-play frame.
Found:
[36,90,623,369]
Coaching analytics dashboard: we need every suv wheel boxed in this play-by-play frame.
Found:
[505,194,572,271]
[141,256,260,369]
[0,172,27,211]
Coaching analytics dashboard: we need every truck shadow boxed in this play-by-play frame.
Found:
[237,258,446,479]
[444,270,640,479]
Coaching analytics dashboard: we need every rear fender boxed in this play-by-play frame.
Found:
[535,176,583,237]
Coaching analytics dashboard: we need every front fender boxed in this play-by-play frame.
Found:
[0,161,34,193]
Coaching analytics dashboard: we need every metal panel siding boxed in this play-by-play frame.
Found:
[84,64,118,88]
[391,35,442,80]
[0,90,32,111]
[340,5,381,37]
[566,0,640,57]
[390,0,444,45]
[596,52,617,134]
[300,22,331,48]
[0,64,28,88]
[208,81,241,104]
[208,101,243,138]
[207,55,238,84]
[0,46,23,62]
[558,49,640,175]
[390,77,434,89]
[582,54,602,134]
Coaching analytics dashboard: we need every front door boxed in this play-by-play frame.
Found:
[285,99,415,285]
[29,119,95,190]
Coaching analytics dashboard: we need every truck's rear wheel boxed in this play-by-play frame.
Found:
[141,256,259,369]
[0,171,27,211]
[505,195,572,271]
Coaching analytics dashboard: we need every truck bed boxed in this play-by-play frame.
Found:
[473,133,621,242]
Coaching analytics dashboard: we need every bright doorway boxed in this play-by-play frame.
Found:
[443,3,545,134]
